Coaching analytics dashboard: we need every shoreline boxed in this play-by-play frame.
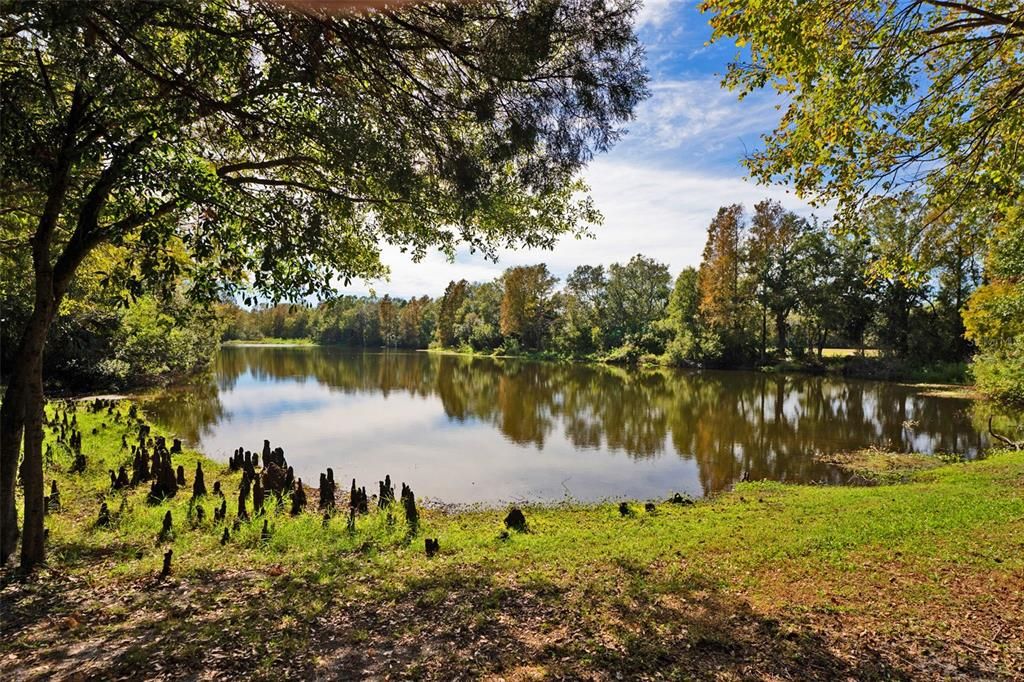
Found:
[2,397,1022,678]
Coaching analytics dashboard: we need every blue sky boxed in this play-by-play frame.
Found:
[347,1,813,299]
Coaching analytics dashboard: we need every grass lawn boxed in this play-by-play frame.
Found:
[222,338,317,346]
[1,399,1022,679]
[821,348,882,358]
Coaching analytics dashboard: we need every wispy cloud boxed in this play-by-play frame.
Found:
[623,79,783,157]
[636,0,680,28]
[339,160,818,299]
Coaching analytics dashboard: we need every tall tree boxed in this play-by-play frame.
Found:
[398,295,433,348]
[378,295,399,348]
[963,212,1024,403]
[666,267,699,336]
[455,281,503,350]
[860,195,931,357]
[499,265,558,349]
[697,205,748,358]
[435,279,469,348]
[558,264,607,353]
[604,254,671,348]
[745,200,807,358]
[0,0,647,568]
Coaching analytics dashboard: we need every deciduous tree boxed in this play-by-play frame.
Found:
[0,0,647,568]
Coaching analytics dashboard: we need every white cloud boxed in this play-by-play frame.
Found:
[337,159,819,299]
[636,0,679,28]
[627,79,783,152]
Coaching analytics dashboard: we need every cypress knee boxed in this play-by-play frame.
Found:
[160,549,172,579]
[193,463,207,498]
[97,502,110,527]
[290,479,306,515]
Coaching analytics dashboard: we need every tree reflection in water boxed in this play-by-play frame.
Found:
[145,347,1013,503]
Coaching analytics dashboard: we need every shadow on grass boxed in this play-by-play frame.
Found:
[2,556,917,680]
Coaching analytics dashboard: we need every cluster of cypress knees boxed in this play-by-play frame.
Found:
[79,407,433,577]
[47,399,572,578]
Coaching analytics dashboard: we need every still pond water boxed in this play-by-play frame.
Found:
[148,346,1002,504]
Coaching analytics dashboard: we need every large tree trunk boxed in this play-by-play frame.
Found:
[0,378,25,564]
[760,308,767,362]
[1,275,58,569]
[20,360,47,569]
[775,311,787,358]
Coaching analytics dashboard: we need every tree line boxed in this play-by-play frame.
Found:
[223,194,983,372]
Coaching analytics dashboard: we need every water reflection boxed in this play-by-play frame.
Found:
[145,346,1008,503]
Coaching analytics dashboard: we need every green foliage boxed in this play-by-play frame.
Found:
[499,265,558,349]
[2,1,647,307]
[216,197,984,376]
[603,254,672,351]
[965,214,1024,403]
[1,248,218,391]
[701,0,1024,223]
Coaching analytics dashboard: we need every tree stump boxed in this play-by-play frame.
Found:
[253,475,265,516]
[193,463,207,498]
[238,473,251,521]
[47,481,61,512]
[114,466,130,490]
[158,510,172,543]
[71,451,87,474]
[318,472,335,513]
[160,549,172,580]
[402,486,419,531]
[669,493,694,506]
[378,474,395,509]
[290,479,307,515]
[97,502,111,527]
[504,508,527,532]
[131,447,150,485]
[262,462,286,499]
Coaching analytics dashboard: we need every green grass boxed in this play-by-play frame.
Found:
[221,337,316,346]
[820,347,881,358]
[4,399,1024,678]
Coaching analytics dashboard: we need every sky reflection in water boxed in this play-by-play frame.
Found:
[146,347,1000,504]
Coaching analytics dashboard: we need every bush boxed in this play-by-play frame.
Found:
[972,341,1024,404]
[603,342,642,364]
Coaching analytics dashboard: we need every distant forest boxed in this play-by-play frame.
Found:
[222,195,983,371]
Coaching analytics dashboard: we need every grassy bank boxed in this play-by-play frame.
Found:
[429,345,974,389]
[222,337,317,346]
[2,400,1023,679]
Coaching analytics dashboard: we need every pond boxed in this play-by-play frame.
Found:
[147,346,1004,504]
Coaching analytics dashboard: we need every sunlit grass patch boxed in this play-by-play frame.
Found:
[815,446,950,483]
[7,398,1024,679]
[821,348,881,358]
